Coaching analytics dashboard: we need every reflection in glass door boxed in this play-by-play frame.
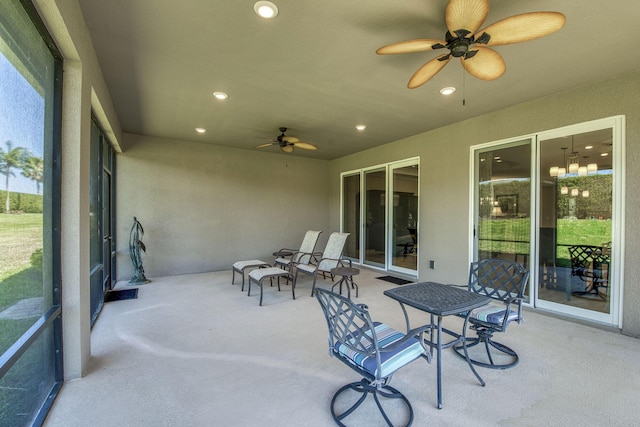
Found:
[390,163,418,273]
[538,126,615,320]
[474,141,532,301]
[364,168,386,268]
[342,173,360,261]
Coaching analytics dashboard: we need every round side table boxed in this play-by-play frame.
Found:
[330,267,360,299]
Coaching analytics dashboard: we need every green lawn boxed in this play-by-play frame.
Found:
[479,217,611,263]
[0,214,50,426]
[0,213,44,359]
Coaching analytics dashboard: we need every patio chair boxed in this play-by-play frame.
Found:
[274,230,322,271]
[568,245,609,300]
[453,258,530,369]
[292,232,349,297]
[315,288,429,427]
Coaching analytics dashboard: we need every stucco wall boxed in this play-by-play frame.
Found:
[329,70,640,336]
[116,134,331,280]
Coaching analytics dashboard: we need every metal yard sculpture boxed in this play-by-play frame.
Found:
[128,216,150,284]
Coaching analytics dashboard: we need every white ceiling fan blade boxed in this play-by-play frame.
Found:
[293,142,317,150]
[461,47,505,80]
[445,0,489,36]
[408,55,451,89]
[476,12,566,47]
[376,39,446,55]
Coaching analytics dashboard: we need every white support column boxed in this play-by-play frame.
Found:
[60,59,92,380]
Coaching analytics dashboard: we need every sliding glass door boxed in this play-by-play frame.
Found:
[342,173,360,261]
[363,168,386,268]
[341,158,419,275]
[474,140,532,302]
[472,116,623,326]
[536,119,621,324]
[390,162,418,273]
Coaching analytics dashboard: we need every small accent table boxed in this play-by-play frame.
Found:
[384,282,490,409]
[272,250,293,258]
[330,267,359,298]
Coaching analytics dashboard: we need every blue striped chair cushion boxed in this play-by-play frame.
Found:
[467,303,518,326]
[334,322,424,378]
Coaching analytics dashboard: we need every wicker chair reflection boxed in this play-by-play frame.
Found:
[453,259,530,369]
[568,245,609,300]
[293,232,349,297]
[315,288,429,427]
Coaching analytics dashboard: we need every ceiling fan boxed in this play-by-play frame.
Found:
[376,0,566,88]
[255,127,317,153]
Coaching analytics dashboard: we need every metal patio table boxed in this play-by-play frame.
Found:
[384,282,490,409]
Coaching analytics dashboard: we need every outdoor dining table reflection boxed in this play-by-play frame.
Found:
[384,282,490,409]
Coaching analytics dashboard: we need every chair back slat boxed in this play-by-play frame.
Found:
[315,288,377,357]
[317,232,349,271]
[293,230,322,264]
[469,259,529,302]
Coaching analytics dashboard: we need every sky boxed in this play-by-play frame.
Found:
[0,52,45,195]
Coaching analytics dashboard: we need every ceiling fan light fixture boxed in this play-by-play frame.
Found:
[440,86,456,95]
[254,1,278,19]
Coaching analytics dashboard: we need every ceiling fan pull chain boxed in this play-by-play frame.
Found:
[462,67,466,106]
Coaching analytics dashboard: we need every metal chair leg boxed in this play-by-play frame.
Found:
[330,378,414,427]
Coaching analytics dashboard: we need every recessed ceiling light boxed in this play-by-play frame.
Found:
[355,124,366,131]
[254,1,278,18]
[213,91,228,100]
[601,152,609,157]
[584,145,593,150]
[195,128,206,134]
[440,87,456,95]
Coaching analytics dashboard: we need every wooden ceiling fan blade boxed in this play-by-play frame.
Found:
[445,0,489,36]
[281,145,294,153]
[376,39,446,55]
[476,12,566,47]
[461,47,505,80]
[282,136,300,143]
[293,142,317,150]
[256,142,275,149]
[408,55,451,89]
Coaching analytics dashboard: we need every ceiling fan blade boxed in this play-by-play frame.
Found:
[255,142,275,149]
[282,136,300,143]
[408,55,451,89]
[293,142,317,150]
[461,47,505,80]
[476,12,566,47]
[376,39,446,55]
[445,0,489,36]
[281,145,294,153]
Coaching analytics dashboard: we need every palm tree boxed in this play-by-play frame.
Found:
[21,154,44,194]
[0,141,28,213]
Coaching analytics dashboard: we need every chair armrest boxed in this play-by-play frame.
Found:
[338,258,352,268]
[291,251,316,266]
[377,324,432,354]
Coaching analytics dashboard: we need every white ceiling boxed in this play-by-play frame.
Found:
[78,0,640,160]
